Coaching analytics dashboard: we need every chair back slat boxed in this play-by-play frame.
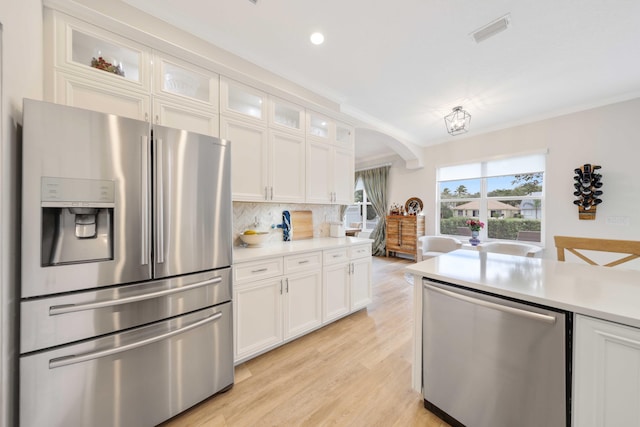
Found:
[554,236,640,267]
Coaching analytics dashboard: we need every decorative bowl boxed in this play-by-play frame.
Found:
[239,231,270,247]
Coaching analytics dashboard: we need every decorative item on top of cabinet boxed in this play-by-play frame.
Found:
[573,164,603,220]
[386,215,425,260]
[389,203,404,216]
[404,197,423,215]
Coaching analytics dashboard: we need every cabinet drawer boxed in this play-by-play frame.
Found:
[234,258,283,284]
[284,251,322,274]
[323,248,349,265]
[349,244,372,259]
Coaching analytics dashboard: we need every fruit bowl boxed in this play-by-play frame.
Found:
[239,231,270,247]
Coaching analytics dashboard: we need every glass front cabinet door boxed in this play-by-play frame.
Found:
[220,77,267,123]
[55,12,150,92]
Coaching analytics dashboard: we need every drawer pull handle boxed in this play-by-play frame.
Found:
[49,277,223,315]
[49,312,223,368]
[298,260,309,264]
[251,268,268,273]
[333,254,342,258]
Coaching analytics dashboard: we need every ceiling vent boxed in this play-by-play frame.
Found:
[470,14,511,43]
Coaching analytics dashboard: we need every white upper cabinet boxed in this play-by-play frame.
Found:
[307,111,334,141]
[53,11,150,92]
[269,97,305,135]
[54,71,150,120]
[220,116,269,202]
[305,110,355,204]
[336,122,354,149]
[153,97,219,136]
[153,53,219,110]
[269,130,306,203]
[220,77,267,123]
[46,8,356,200]
[47,12,221,135]
[152,53,219,136]
[333,147,354,204]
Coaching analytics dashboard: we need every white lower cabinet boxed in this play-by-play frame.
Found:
[573,314,640,426]
[234,277,283,362]
[283,270,322,339]
[234,252,321,363]
[350,253,372,311]
[323,260,351,323]
[234,242,373,363]
[322,243,372,323]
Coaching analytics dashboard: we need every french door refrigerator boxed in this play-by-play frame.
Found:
[20,99,233,427]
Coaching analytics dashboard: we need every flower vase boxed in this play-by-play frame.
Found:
[469,230,480,246]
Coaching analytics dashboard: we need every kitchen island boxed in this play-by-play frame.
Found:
[407,249,640,426]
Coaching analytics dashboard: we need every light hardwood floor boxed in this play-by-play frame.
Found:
[160,256,449,427]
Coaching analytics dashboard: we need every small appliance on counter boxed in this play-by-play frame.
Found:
[330,222,345,237]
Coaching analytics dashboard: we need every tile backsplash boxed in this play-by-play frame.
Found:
[233,202,341,247]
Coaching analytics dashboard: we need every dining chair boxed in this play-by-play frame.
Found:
[479,241,543,258]
[419,236,462,260]
[554,235,640,267]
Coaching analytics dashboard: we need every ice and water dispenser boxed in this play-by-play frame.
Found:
[40,177,115,266]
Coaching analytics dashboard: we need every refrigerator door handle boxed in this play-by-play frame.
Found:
[141,136,150,266]
[49,276,223,315]
[424,283,557,324]
[48,311,223,369]
[156,138,165,264]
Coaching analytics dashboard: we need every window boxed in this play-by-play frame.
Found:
[345,178,379,231]
[437,154,545,243]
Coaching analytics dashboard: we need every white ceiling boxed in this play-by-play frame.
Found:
[122,0,640,163]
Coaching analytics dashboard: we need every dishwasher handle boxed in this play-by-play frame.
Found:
[425,283,557,324]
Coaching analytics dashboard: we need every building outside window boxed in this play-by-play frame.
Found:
[344,177,379,231]
[437,154,545,243]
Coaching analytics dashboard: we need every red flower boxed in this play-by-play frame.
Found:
[466,219,485,231]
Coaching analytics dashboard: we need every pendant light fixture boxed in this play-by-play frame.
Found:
[444,106,471,136]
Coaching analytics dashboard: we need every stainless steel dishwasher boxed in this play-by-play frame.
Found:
[422,279,571,427]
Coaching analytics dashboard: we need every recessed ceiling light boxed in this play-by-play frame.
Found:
[310,32,325,45]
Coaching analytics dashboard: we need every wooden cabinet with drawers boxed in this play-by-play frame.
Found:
[386,215,425,261]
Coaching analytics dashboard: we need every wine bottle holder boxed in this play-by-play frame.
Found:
[573,163,603,220]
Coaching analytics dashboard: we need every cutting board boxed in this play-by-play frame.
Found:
[290,210,313,240]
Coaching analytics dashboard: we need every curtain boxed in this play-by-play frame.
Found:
[355,165,390,256]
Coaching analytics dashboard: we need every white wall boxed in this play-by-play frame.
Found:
[0,2,43,426]
[389,97,640,266]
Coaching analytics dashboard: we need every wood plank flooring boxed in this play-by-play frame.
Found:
[160,256,449,427]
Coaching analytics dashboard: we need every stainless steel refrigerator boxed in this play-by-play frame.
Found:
[20,99,233,427]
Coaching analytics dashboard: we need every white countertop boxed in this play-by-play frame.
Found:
[406,249,640,328]
[233,237,373,263]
